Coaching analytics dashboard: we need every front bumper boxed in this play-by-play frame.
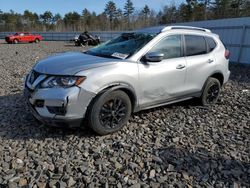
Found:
[24,85,95,127]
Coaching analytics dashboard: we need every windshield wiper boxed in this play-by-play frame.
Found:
[84,51,119,59]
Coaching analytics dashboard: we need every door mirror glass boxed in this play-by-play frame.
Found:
[144,52,164,62]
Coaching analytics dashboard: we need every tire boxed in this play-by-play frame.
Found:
[13,39,18,44]
[87,90,132,135]
[200,77,221,106]
[34,38,40,43]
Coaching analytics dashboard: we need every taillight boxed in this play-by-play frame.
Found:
[224,50,230,60]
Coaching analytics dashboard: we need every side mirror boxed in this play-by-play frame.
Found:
[144,52,164,62]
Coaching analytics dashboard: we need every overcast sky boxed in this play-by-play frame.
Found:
[0,0,184,15]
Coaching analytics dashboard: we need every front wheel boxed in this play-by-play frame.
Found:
[34,38,40,43]
[87,90,132,135]
[200,77,221,106]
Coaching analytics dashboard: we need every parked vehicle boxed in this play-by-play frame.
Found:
[24,26,230,135]
[5,32,42,44]
[74,31,100,46]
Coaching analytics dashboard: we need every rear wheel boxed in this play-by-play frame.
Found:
[34,38,40,43]
[201,77,221,106]
[13,39,18,44]
[87,90,132,135]
[74,41,80,46]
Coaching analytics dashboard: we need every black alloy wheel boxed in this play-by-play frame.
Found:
[206,84,220,104]
[201,77,221,106]
[88,90,132,135]
[99,97,127,129]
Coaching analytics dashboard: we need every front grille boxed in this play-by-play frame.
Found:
[29,70,41,84]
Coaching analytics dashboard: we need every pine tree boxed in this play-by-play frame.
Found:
[141,5,150,26]
[124,0,135,29]
[104,1,117,30]
[142,5,150,17]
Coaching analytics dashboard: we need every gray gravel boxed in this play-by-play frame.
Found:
[0,40,249,188]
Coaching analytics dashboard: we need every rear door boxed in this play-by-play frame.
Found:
[184,35,216,93]
[138,35,187,107]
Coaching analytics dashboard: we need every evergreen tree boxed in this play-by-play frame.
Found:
[124,0,135,29]
[104,1,117,29]
[40,11,53,24]
[141,5,150,26]
[64,12,81,31]
[178,3,192,22]
[142,5,150,17]
[0,0,250,32]
[82,8,92,30]
[53,13,62,24]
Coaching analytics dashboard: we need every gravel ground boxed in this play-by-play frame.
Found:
[0,40,249,188]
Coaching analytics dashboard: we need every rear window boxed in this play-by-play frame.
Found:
[185,35,207,56]
[206,37,217,52]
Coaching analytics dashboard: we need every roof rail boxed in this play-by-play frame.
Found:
[161,26,211,33]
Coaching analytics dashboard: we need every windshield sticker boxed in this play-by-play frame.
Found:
[111,52,129,59]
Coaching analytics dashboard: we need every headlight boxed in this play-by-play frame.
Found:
[41,76,86,88]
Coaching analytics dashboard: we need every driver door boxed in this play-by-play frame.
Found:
[138,35,187,108]
[23,33,31,42]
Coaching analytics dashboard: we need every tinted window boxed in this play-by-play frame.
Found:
[149,35,182,59]
[185,35,207,56]
[206,37,216,52]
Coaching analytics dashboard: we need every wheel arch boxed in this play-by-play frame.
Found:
[201,71,224,94]
[13,38,19,42]
[209,72,224,86]
[201,71,224,95]
[91,83,138,113]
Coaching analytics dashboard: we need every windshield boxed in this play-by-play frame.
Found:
[85,32,155,59]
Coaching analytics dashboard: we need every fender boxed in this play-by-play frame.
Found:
[94,82,139,112]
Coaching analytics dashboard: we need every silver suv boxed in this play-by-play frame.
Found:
[24,26,230,135]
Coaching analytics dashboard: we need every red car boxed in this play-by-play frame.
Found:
[5,32,43,44]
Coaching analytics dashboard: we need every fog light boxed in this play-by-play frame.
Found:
[47,106,67,116]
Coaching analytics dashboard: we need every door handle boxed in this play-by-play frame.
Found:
[208,59,214,63]
[176,64,186,69]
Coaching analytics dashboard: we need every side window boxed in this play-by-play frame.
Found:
[206,37,217,52]
[149,35,182,59]
[185,35,207,56]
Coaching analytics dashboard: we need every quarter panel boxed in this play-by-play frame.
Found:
[212,41,230,83]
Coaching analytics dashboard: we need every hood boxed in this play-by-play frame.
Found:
[33,52,118,75]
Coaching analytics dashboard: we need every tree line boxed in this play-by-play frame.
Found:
[0,0,249,32]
